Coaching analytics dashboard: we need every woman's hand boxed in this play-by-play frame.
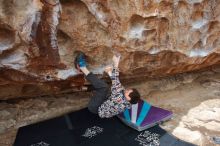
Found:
[112,54,121,68]
[104,66,113,76]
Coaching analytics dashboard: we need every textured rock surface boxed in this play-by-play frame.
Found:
[1,66,220,146]
[1,0,220,99]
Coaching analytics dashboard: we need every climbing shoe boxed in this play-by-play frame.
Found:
[74,51,87,71]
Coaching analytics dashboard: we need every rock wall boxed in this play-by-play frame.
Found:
[1,0,220,99]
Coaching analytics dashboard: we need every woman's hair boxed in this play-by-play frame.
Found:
[129,88,140,104]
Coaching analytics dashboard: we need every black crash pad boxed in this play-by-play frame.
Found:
[14,108,195,146]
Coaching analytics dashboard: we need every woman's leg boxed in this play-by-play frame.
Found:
[85,72,109,114]
[75,52,109,114]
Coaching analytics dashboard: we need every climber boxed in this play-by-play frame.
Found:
[74,51,141,118]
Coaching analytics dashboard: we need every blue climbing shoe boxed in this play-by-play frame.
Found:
[74,51,87,70]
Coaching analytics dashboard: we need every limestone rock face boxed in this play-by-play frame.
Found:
[1,0,220,99]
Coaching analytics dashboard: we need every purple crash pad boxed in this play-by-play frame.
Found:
[117,99,173,131]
